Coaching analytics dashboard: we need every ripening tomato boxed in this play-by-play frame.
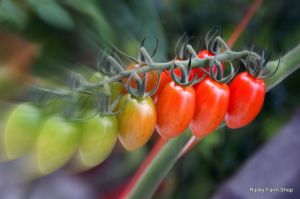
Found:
[225,72,266,129]
[122,64,158,94]
[78,114,118,168]
[117,94,156,151]
[190,78,229,138]
[4,103,42,160]
[156,82,195,138]
[35,116,81,174]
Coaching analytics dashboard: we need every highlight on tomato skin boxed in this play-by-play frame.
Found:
[153,70,172,100]
[155,81,196,139]
[116,94,156,151]
[191,50,225,87]
[190,78,229,138]
[225,72,266,129]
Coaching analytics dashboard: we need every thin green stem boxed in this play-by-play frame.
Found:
[36,44,260,97]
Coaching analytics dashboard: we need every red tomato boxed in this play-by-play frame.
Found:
[153,70,172,99]
[122,64,158,94]
[190,78,229,138]
[117,94,156,151]
[192,50,224,86]
[198,49,215,58]
[225,72,266,129]
[156,82,195,138]
[154,68,192,100]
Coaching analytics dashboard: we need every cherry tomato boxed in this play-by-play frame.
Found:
[122,64,158,94]
[154,68,192,100]
[156,82,195,138]
[225,72,266,129]
[4,103,42,160]
[198,49,215,59]
[35,116,81,174]
[117,94,156,151]
[78,114,118,168]
[153,70,172,99]
[190,78,229,138]
[191,50,224,86]
[90,72,122,103]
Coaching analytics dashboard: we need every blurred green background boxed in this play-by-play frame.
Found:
[0,0,300,199]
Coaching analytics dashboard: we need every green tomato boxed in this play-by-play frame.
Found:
[4,103,41,160]
[89,72,122,103]
[78,114,118,168]
[35,116,80,174]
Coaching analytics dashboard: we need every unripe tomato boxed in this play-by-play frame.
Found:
[90,72,122,103]
[225,72,266,129]
[4,103,42,160]
[190,78,229,138]
[117,94,156,151]
[78,114,118,168]
[156,82,195,138]
[34,116,81,174]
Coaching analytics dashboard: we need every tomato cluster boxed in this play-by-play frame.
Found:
[2,49,266,175]
[155,50,266,139]
[3,103,118,175]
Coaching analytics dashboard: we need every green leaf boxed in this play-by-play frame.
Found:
[27,0,74,29]
[0,0,28,29]
[62,0,115,42]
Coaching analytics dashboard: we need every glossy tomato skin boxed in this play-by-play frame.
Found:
[78,114,118,168]
[225,72,266,129]
[153,70,172,100]
[190,78,229,138]
[4,103,42,160]
[154,68,193,101]
[35,116,81,174]
[198,49,215,58]
[117,94,156,151]
[191,50,215,80]
[156,82,195,138]
[192,50,224,87]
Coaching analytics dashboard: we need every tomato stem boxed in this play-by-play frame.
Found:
[35,37,261,98]
[120,136,167,198]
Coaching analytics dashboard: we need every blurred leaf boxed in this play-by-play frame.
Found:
[27,0,74,29]
[197,129,222,158]
[129,0,167,60]
[0,0,28,29]
[62,0,115,41]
